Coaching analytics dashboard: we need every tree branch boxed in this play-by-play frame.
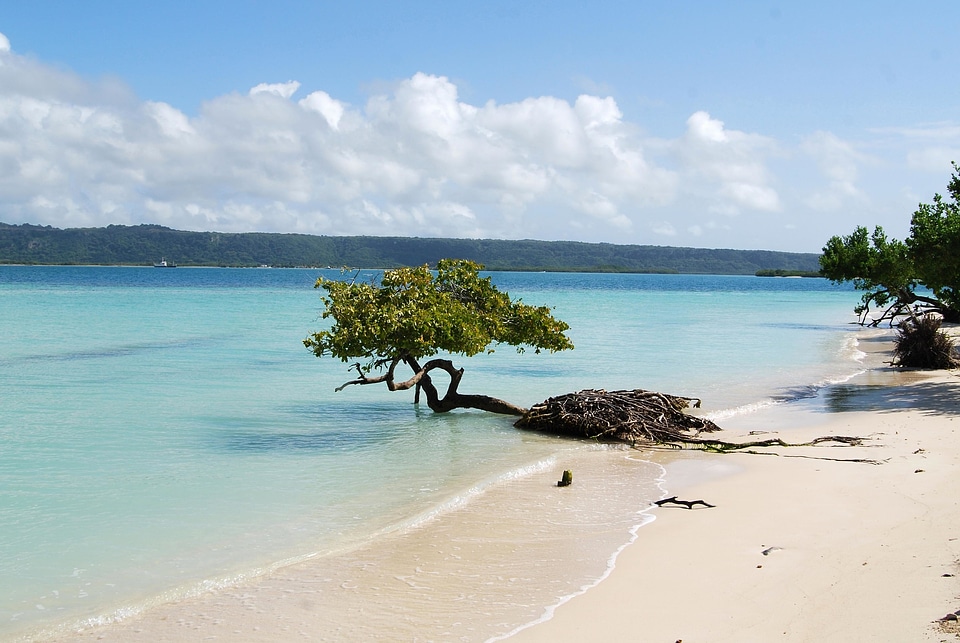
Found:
[334,359,400,392]
[335,354,527,416]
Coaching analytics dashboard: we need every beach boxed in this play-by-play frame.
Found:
[514,368,960,642]
[45,359,960,641]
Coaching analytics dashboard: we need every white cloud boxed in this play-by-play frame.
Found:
[249,81,301,99]
[907,147,960,173]
[0,40,748,243]
[719,183,780,211]
[673,111,781,214]
[0,42,944,251]
[871,122,960,140]
[800,131,871,211]
[652,221,676,236]
[869,121,960,174]
[298,90,345,130]
[145,101,195,138]
[0,32,10,53]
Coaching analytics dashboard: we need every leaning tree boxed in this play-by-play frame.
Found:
[305,259,865,451]
[820,164,960,368]
[304,259,574,416]
[820,162,960,326]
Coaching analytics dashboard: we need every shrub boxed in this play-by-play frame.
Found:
[892,314,959,369]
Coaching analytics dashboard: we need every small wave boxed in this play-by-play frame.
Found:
[488,456,667,642]
[704,364,869,422]
[839,335,867,363]
[394,457,559,533]
[14,567,270,643]
[705,398,782,421]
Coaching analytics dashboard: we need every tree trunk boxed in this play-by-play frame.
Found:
[403,356,527,416]
[333,355,528,416]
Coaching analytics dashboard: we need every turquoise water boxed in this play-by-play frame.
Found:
[0,267,863,639]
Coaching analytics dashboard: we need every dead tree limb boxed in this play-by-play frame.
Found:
[654,496,715,509]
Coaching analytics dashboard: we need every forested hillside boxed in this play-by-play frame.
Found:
[0,223,821,274]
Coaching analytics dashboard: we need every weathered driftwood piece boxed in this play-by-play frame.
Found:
[654,496,715,509]
[515,388,721,444]
[687,435,864,452]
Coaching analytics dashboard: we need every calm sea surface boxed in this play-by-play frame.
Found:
[0,267,865,640]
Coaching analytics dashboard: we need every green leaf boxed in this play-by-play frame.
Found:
[304,259,574,367]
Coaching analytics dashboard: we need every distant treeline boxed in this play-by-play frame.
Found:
[0,223,822,275]
[755,269,823,278]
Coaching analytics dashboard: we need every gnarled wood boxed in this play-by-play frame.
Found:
[334,353,527,416]
[515,388,720,443]
[654,496,715,509]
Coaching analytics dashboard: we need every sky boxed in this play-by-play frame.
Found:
[1,2,958,253]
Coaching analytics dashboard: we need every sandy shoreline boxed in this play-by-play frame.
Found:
[39,356,960,641]
[513,368,960,642]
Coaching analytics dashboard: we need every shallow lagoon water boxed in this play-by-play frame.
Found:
[0,267,865,639]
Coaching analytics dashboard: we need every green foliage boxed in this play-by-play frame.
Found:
[820,225,915,317]
[303,259,573,370]
[820,164,960,324]
[907,162,960,313]
[0,222,822,274]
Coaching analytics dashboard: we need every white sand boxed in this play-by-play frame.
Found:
[512,369,960,642]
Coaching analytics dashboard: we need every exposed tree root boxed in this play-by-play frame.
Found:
[683,435,864,452]
[516,389,869,459]
[515,388,720,443]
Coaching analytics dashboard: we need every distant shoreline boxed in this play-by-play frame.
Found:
[0,222,822,275]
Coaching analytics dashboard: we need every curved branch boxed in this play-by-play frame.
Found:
[403,358,525,414]
[386,358,460,391]
[334,355,526,416]
[334,358,400,392]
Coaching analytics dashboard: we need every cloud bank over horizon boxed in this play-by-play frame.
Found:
[0,32,956,252]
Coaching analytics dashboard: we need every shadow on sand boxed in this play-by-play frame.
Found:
[823,374,959,417]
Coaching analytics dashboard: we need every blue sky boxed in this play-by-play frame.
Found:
[1,2,958,252]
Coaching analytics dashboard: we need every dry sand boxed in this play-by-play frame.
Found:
[49,366,960,642]
[512,368,960,643]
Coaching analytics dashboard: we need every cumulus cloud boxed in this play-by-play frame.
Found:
[673,111,781,214]
[298,90,345,130]
[800,131,871,210]
[0,40,694,240]
[2,38,867,249]
[249,80,301,99]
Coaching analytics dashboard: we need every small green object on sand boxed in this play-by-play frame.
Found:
[558,470,573,487]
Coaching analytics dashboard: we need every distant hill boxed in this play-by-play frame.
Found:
[0,223,822,274]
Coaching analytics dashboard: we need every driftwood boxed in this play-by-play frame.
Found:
[654,496,715,509]
[515,388,721,444]
[686,435,864,451]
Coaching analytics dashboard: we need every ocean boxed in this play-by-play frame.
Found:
[0,267,872,640]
